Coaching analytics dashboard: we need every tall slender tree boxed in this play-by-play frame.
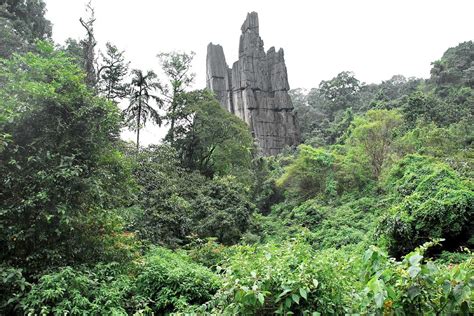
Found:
[157,51,195,144]
[123,69,162,151]
[97,42,130,102]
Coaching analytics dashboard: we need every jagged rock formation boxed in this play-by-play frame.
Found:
[206,12,300,156]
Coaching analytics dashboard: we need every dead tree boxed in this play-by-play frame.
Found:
[79,1,97,88]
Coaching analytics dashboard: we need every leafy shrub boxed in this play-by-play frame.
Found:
[356,242,473,315]
[20,248,220,315]
[0,265,29,314]
[134,247,220,314]
[308,197,383,249]
[201,234,356,315]
[186,237,230,269]
[196,237,473,315]
[277,145,337,200]
[21,264,132,315]
[379,155,474,257]
[192,176,256,245]
[131,146,255,247]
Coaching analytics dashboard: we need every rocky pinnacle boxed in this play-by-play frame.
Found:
[206,12,300,156]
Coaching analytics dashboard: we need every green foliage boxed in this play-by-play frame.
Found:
[157,51,195,144]
[196,239,473,315]
[98,42,130,102]
[19,248,219,315]
[402,90,472,127]
[134,247,220,314]
[307,197,383,250]
[396,120,474,177]
[379,155,474,257]
[130,144,202,246]
[0,10,472,315]
[430,41,474,89]
[21,264,132,315]
[192,176,256,245]
[347,109,403,179]
[0,265,29,315]
[0,0,52,58]
[277,145,336,201]
[186,238,230,269]
[318,71,361,120]
[130,145,255,246]
[175,90,254,182]
[202,234,355,315]
[0,42,135,275]
[358,242,473,315]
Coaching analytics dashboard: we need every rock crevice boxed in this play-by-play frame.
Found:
[206,12,300,156]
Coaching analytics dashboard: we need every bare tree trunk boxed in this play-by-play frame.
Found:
[137,97,141,152]
[79,2,97,88]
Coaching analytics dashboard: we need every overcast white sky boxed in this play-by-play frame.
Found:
[44,0,474,145]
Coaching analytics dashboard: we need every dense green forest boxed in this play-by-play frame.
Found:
[1,1,473,315]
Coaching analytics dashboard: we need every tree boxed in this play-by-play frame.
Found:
[174,90,254,182]
[318,71,361,120]
[60,38,84,67]
[157,51,196,144]
[277,145,337,200]
[192,176,256,244]
[348,110,403,179]
[79,1,97,87]
[130,145,255,246]
[130,145,200,246]
[123,69,162,151]
[290,72,363,146]
[430,41,474,89]
[290,88,324,143]
[97,42,130,102]
[0,42,134,275]
[0,0,52,58]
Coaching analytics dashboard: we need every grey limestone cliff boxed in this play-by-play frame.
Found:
[206,12,300,156]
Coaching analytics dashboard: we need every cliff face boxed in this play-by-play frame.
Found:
[206,12,300,156]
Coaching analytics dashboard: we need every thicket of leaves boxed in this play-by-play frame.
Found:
[379,155,474,257]
[0,43,136,277]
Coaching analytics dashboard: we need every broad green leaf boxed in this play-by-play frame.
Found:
[299,287,307,300]
[409,253,423,266]
[292,293,300,304]
[408,266,421,278]
[374,292,384,308]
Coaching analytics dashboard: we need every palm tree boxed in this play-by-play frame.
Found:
[123,69,162,151]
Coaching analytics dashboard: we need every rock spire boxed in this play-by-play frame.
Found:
[206,12,300,156]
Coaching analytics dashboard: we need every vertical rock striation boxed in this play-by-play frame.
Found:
[206,12,300,156]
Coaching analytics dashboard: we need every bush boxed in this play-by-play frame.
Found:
[356,242,473,315]
[196,238,473,315]
[186,237,230,269]
[379,155,474,257]
[277,145,337,201]
[20,248,220,315]
[133,247,220,313]
[192,176,256,245]
[202,234,356,315]
[0,265,29,315]
[21,264,132,315]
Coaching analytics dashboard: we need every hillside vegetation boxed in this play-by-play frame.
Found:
[0,1,473,315]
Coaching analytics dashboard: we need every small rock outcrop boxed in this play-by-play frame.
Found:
[206,12,300,156]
